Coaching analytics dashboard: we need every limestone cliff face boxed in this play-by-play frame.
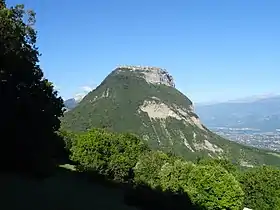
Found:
[115,65,175,87]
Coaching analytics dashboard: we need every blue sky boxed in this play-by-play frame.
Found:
[7,0,280,103]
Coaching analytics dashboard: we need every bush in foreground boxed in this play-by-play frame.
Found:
[133,150,171,188]
[239,166,280,210]
[70,129,148,182]
[197,158,238,176]
[187,165,244,210]
[65,128,280,210]
[58,130,77,153]
[159,159,195,192]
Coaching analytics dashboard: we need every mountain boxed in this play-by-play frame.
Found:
[196,96,280,132]
[64,98,78,110]
[61,65,280,167]
[64,88,95,110]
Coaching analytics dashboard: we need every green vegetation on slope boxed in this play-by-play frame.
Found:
[70,129,148,182]
[239,166,280,210]
[187,165,244,210]
[61,128,280,210]
[62,69,192,134]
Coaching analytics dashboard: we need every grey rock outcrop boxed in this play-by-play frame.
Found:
[116,65,175,87]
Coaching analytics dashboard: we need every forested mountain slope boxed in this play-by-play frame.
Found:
[62,66,280,167]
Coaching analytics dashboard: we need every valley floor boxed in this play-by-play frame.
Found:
[0,165,136,210]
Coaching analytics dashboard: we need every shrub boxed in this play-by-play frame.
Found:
[58,130,77,152]
[239,166,280,210]
[159,159,195,192]
[70,129,148,182]
[187,165,244,210]
[107,133,149,182]
[134,150,171,188]
[197,158,238,176]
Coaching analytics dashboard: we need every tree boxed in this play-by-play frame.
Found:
[0,0,5,8]
[0,1,64,175]
[239,166,280,210]
[57,129,77,152]
[107,132,149,182]
[159,159,195,193]
[133,150,171,189]
[187,165,244,210]
[71,129,148,182]
[196,158,238,176]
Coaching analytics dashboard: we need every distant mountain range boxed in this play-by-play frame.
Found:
[65,93,280,132]
[64,98,78,110]
[195,96,280,132]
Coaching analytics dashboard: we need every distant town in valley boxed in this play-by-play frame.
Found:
[195,95,280,153]
[210,127,280,152]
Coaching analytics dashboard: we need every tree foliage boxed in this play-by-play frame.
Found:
[187,165,244,210]
[0,0,64,175]
[58,129,77,152]
[63,127,280,209]
[70,129,148,182]
[239,166,280,210]
[159,159,195,192]
[133,150,171,188]
[196,158,238,176]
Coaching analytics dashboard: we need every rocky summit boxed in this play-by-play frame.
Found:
[115,65,176,87]
[62,65,280,166]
